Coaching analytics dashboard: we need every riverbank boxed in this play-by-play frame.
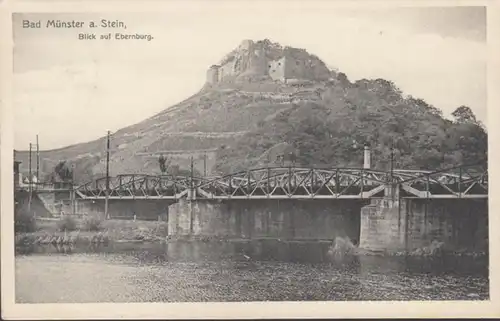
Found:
[15,218,168,246]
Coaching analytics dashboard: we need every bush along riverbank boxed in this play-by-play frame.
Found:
[326,237,487,259]
[15,214,169,247]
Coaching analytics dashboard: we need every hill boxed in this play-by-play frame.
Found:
[216,79,487,173]
[15,39,487,184]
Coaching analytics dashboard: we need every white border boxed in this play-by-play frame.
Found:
[1,0,499,319]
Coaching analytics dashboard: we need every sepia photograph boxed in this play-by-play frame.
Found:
[3,1,498,318]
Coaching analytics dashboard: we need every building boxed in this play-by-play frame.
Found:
[206,65,220,84]
[14,160,22,190]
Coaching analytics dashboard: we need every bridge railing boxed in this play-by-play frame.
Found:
[398,162,488,198]
[76,174,194,199]
[197,167,399,199]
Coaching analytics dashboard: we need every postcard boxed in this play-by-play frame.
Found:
[1,0,499,319]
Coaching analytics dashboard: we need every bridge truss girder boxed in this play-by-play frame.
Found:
[74,164,488,200]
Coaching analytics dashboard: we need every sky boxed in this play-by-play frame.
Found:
[12,4,487,150]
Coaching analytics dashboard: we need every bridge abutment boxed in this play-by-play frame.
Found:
[359,190,488,253]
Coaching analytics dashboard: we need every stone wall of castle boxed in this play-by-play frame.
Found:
[205,39,331,85]
[268,56,287,82]
[247,47,267,75]
[267,56,330,83]
[206,66,219,84]
[217,58,237,82]
[286,56,328,81]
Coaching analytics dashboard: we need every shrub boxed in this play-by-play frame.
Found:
[15,211,37,233]
[82,216,102,231]
[327,236,356,262]
[57,215,77,232]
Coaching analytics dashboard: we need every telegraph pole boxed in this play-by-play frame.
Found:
[105,131,111,219]
[28,143,32,184]
[189,156,195,233]
[390,141,394,180]
[36,134,40,187]
[190,155,194,186]
[28,143,32,211]
[390,139,395,200]
[203,153,207,177]
[106,130,110,190]
[71,164,76,215]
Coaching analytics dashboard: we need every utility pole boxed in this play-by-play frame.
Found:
[189,155,194,233]
[203,153,207,177]
[390,141,394,179]
[390,139,395,200]
[105,131,110,219]
[28,143,32,212]
[36,134,39,188]
[71,164,76,215]
[190,155,194,187]
[106,130,110,190]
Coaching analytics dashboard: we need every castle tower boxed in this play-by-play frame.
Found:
[206,65,220,84]
[239,39,253,51]
[248,46,267,76]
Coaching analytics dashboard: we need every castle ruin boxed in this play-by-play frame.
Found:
[206,39,331,85]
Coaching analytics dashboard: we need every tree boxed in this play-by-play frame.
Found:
[452,106,477,124]
[336,72,350,87]
[158,154,171,174]
[53,161,73,182]
[446,106,487,165]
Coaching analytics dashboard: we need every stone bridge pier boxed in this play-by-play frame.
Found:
[167,199,368,242]
[359,186,488,253]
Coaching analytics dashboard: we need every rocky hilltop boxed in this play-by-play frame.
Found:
[15,39,487,183]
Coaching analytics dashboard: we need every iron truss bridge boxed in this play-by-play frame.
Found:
[74,163,488,200]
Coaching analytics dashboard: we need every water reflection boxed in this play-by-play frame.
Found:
[16,240,488,276]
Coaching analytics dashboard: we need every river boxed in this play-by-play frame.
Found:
[15,240,489,303]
